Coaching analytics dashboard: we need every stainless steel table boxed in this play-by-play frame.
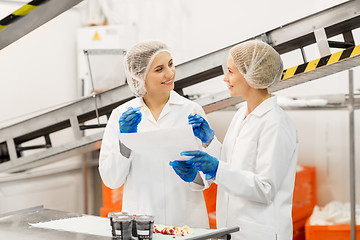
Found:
[0,206,239,240]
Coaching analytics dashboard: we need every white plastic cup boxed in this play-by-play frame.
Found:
[135,215,155,240]
[108,212,129,237]
[112,215,132,240]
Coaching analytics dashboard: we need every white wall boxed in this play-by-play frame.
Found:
[0,166,84,214]
[0,0,358,214]
[0,2,82,124]
[0,1,86,214]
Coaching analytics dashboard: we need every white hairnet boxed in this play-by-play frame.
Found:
[229,40,283,89]
[124,40,170,97]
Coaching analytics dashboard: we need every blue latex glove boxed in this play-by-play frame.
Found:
[181,150,219,180]
[119,107,142,133]
[169,160,198,182]
[188,113,214,144]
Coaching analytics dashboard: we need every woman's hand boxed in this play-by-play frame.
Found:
[119,107,142,133]
[188,113,214,144]
[169,160,198,182]
[181,150,219,180]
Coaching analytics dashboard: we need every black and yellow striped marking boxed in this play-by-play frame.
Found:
[0,0,49,31]
[282,45,360,80]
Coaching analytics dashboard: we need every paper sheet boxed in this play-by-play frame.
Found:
[119,125,201,160]
[29,215,112,237]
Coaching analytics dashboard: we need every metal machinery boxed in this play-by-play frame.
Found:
[0,0,360,239]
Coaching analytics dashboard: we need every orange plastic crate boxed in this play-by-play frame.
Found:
[292,166,317,223]
[203,183,217,229]
[100,183,124,217]
[305,218,360,240]
[293,217,307,240]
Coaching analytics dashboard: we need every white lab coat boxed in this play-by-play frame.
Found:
[99,91,220,228]
[215,96,299,240]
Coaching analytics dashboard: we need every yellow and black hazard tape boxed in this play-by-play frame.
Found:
[0,0,49,31]
[282,44,360,80]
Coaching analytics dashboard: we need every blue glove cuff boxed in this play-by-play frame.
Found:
[205,160,219,180]
[120,126,137,133]
[205,129,215,144]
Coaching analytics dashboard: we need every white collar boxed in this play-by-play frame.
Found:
[248,96,277,117]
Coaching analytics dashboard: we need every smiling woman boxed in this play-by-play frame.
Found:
[174,40,299,240]
[98,40,222,228]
